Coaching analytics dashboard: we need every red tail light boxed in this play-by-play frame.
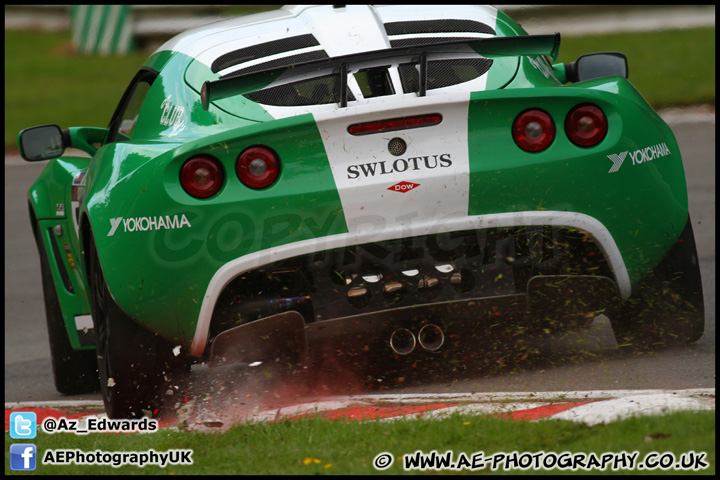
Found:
[347,113,442,136]
[180,156,224,198]
[512,109,555,152]
[565,104,608,147]
[236,146,279,189]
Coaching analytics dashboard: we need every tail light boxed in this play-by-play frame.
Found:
[180,156,224,198]
[565,104,608,147]
[236,146,280,189]
[512,109,555,152]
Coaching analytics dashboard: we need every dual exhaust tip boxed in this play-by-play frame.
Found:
[390,324,444,355]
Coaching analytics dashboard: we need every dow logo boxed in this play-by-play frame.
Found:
[387,181,420,193]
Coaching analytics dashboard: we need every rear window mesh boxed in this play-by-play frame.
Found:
[398,58,493,93]
[212,34,320,73]
[222,50,330,78]
[245,74,356,106]
[389,36,482,48]
[246,59,492,106]
[384,19,495,36]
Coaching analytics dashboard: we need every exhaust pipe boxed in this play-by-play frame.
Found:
[389,328,416,355]
[418,324,444,352]
[389,325,445,354]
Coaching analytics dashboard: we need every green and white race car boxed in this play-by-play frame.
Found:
[20,5,704,418]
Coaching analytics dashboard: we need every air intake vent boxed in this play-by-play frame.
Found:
[222,50,330,79]
[384,19,495,36]
[389,36,481,48]
[212,34,321,73]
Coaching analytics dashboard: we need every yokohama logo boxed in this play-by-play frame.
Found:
[388,181,420,193]
[606,151,627,173]
[607,142,671,173]
[107,214,191,236]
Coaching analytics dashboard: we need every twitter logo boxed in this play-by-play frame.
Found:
[9,412,37,439]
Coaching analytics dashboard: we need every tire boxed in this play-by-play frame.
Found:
[88,237,185,418]
[34,219,100,395]
[610,216,705,349]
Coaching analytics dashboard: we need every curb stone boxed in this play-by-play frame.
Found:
[5,388,714,432]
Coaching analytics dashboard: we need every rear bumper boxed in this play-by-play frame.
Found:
[192,210,630,356]
[210,272,619,370]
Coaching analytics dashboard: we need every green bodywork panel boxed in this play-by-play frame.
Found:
[29,157,93,350]
[76,51,339,344]
[467,73,688,286]
[83,114,346,345]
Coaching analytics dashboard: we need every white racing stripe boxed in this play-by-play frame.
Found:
[312,90,473,235]
[162,5,500,71]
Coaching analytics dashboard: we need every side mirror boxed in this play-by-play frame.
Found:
[18,124,69,162]
[565,52,628,83]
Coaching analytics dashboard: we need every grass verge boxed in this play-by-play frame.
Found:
[4,30,147,150]
[4,409,714,475]
[558,27,715,110]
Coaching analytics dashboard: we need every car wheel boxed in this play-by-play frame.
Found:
[610,216,705,349]
[35,220,100,394]
[88,237,184,418]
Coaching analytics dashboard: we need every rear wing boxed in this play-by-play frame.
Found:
[201,33,561,110]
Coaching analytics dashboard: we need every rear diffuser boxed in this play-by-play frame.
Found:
[210,311,308,368]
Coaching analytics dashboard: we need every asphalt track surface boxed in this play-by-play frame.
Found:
[4,113,715,411]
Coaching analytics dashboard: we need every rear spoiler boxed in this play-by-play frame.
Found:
[201,33,560,111]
